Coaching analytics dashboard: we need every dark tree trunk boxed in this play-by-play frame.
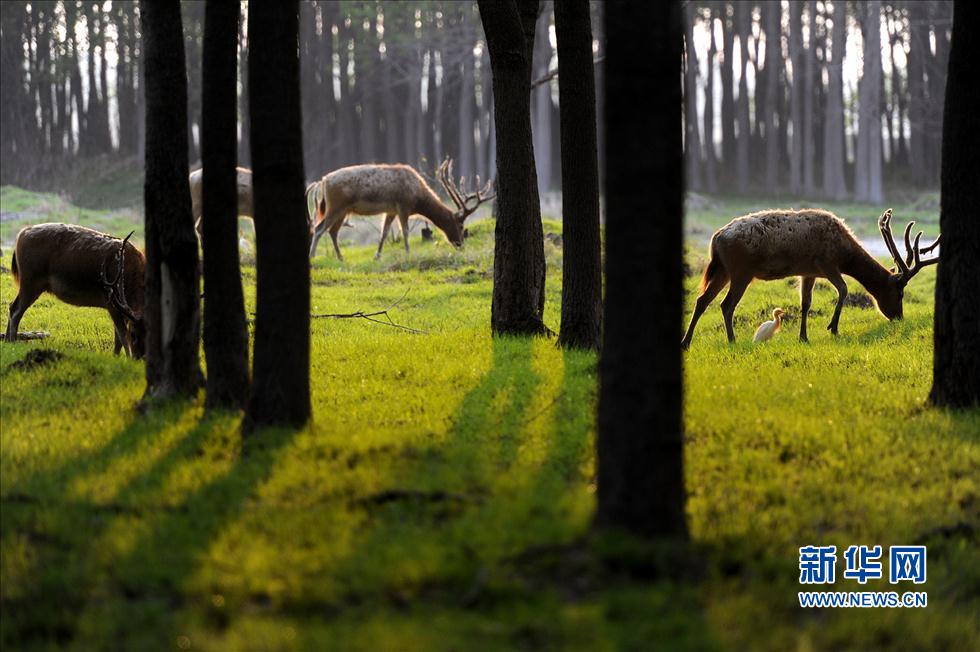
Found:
[597,0,687,539]
[802,0,817,196]
[789,1,803,195]
[184,1,203,164]
[244,0,311,432]
[735,1,750,193]
[201,0,249,411]
[822,0,847,200]
[683,2,702,192]
[930,0,980,409]
[141,0,202,402]
[479,0,548,336]
[237,17,250,166]
[555,0,600,351]
[763,1,780,190]
[719,1,735,187]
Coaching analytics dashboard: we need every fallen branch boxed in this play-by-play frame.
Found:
[310,289,426,335]
[531,55,605,89]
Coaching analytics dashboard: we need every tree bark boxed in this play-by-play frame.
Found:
[822,0,847,200]
[141,0,202,403]
[684,2,702,192]
[929,0,980,409]
[735,1,750,193]
[907,1,928,187]
[789,1,804,195]
[597,0,687,540]
[802,0,817,196]
[479,0,548,336]
[244,0,311,432]
[854,1,882,204]
[763,1,780,191]
[202,0,249,411]
[555,0,601,351]
[532,4,553,196]
[719,1,735,188]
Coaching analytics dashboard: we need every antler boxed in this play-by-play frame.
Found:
[878,209,940,285]
[101,231,140,323]
[437,156,495,222]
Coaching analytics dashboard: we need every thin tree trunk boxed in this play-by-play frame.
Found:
[684,2,702,192]
[141,0,202,403]
[532,4,553,196]
[719,1,735,188]
[555,0,600,351]
[802,0,816,196]
[735,1,750,193]
[789,1,803,195]
[822,0,847,200]
[855,1,882,203]
[479,0,548,336]
[703,5,718,194]
[458,6,476,181]
[929,0,980,409]
[202,0,249,411]
[244,0,311,432]
[763,1,780,190]
[907,1,927,187]
[597,0,687,540]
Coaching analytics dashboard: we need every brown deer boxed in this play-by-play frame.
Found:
[308,158,494,260]
[681,208,940,348]
[4,224,146,358]
[189,166,254,239]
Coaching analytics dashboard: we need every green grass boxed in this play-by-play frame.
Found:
[1,189,978,651]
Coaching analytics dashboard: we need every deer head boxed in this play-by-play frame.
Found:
[101,231,146,358]
[876,209,941,320]
[437,157,495,229]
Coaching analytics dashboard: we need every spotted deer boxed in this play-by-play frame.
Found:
[307,158,494,260]
[5,224,146,357]
[681,209,940,348]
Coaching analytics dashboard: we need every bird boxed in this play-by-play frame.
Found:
[753,308,785,343]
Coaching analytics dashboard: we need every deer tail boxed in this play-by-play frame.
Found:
[10,250,18,285]
[699,234,721,293]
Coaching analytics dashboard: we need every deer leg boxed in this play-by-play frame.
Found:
[720,277,751,344]
[4,285,42,342]
[108,307,131,356]
[681,269,729,349]
[398,213,411,254]
[375,214,396,260]
[329,220,345,261]
[825,271,848,335]
[799,276,815,342]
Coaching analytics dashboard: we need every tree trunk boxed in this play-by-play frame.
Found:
[907,1,927,187]
[763,1,780,191]
[532,4,553,196]
[244,0,311,432]
[458,6,476,181]
[703,5,718,194]
[789,1,803,195]
[237,15,250,166]
[719,1,735,188]
[201,0,249,411]
[684,2,702,192]
[929,0,980,409]
[597,0,687,540]
[141,0,202,403]
[735,1,750,193]
[555,0,601,351]
[479,0,548,335]
[854,1,882,204]
[802,0,817,196]
[822,0,847,200]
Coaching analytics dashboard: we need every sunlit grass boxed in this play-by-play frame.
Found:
[0,188,977,651]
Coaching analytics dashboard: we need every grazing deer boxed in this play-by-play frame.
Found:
[681,209,940,348]
[308,158,494,260]
[189,167,254,239]
[5,224,146,357]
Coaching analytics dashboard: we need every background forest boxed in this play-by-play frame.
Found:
[0,1,953,205]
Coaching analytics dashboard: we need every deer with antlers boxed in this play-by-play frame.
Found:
[681,208,940,348]
[4,224,146,357]
[307,158,494,260]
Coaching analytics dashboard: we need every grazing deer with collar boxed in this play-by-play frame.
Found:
[681,208,940,348]
[307,158,494,260]
[5,224,146,357]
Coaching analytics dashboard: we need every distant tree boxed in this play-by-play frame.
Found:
[788,1,804,195]
[802,0,817,196]
[596,0,687,539]
[531,5,553,196]
[555,0,601,351]
[735,1,750,193]
[719,1,735,188]
[201,0,249,410]
[822,0,847,200]
[929,0,980,409]
[243,0,311,432]
[854,0,883,204]
[478,0,548,336]
[683,2,702,192]
[763,1,780,190]
[702,5,718,194]
[141,0,202,402]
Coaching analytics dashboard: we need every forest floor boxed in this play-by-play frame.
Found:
[0,189,977,651]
